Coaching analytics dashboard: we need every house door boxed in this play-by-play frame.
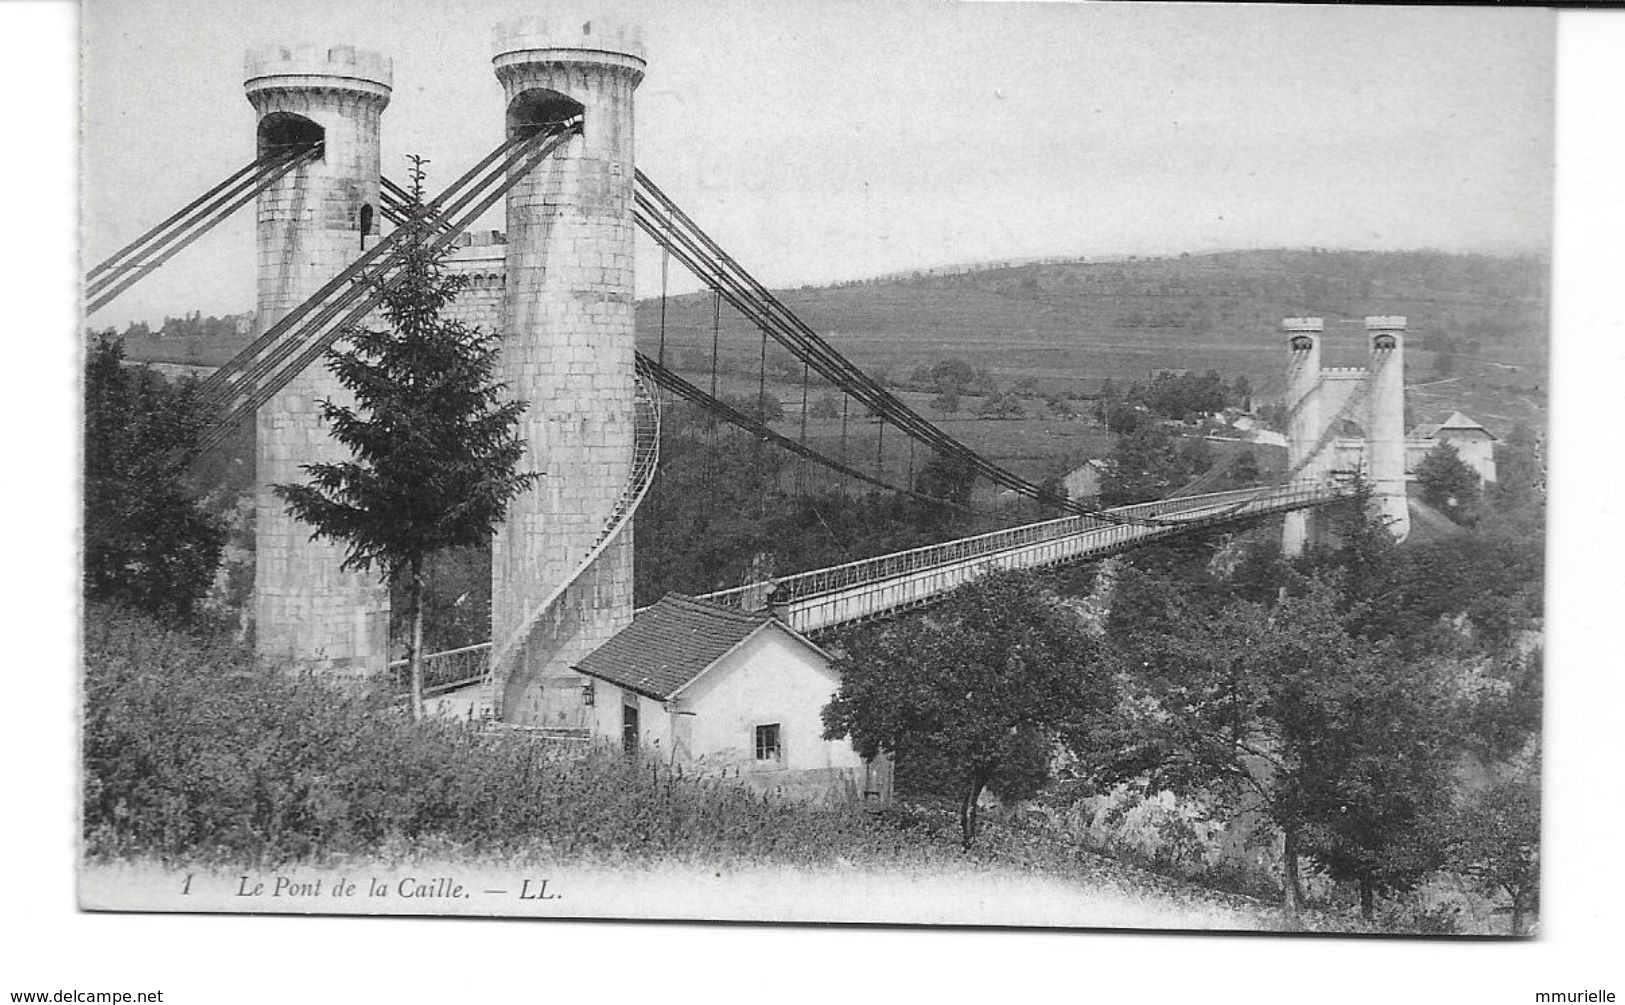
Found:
[622,701,639,754]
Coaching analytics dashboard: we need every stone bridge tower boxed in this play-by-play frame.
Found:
[489,17,646,723]
[1364,316,1409,540]
[1280,315,1410,555]
[245,45,392,675]
[1281,317,1324,556]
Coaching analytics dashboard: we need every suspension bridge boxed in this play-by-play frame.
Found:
[85,21,1405,719]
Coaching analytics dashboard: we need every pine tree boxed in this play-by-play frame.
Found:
[275,157,538,718]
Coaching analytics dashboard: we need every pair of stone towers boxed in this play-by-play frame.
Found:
[245,18,646,726]
[1280,315,1409,555]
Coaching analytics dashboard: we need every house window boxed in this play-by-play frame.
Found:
[754,723,782,764]
[622,701,639,754]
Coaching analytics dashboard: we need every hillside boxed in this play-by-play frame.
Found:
[635,248,1549,437]
[109,247,1549,439]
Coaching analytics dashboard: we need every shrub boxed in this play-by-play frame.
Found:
[83,606,949,867]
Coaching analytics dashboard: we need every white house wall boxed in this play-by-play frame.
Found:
[587,680,675,758]
[1404,436,1497,484]
[677,630,864,775]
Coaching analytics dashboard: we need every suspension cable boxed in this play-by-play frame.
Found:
[631,176,1133,521]
[195,131,530,405]
[636,353,977,513]
[86,145,321,313]
[198,125,579,449]
[87,154,269,282]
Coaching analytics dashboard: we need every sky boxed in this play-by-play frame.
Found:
[80,0,1555,328]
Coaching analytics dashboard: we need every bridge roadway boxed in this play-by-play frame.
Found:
[403,479,1345,694]
[698,480,1346,635]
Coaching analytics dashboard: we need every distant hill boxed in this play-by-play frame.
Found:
[106,248,1549,437]
[635,247,1549,436]
[96,311,255,370]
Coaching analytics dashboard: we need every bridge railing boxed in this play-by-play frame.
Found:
[700,480,1339,610]
[404,482,1342,682]
[388,640,492,697]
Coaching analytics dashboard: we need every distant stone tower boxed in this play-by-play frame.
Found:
[1279,315,1410,555]
[1364,316,1410,541]
[245,45,392,674]
[1281,317,1324,556]
[489,17,646,724]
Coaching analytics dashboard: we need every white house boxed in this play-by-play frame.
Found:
[1406,410,1498,484]
[572,594,886,803]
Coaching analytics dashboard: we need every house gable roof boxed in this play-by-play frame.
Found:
[1411,411,1496,441]
[573,593,824,702]
[1436,411,1497,438]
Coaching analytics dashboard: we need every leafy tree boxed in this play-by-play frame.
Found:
[823,571,1113,848]
[1229,374,1252,409]
[1295,644,1457,920]
[927,356,976,395]
[1296,479,1405,642]
[1444,752,1541,935]
[1226,446,1263,489]
[1488,423,1544,526]
[930,388,961,414]
[84,333,226,623]
[1385,533,1544,652]
[1084,573,1447,924]
[1461,649,1543,763]
[1174,436,1214,481]
[1415,442,1482,524]
[1100,424,1179,506]
[1098,399,1143,435]
[632,406,988,605]
[1143,370,1227,421]
[274,160,538,718]
[1255,401,1289,433]
[807,393,843,420]
[976,391,1026,419]
[913,452,976,509]
[721,390,785,422]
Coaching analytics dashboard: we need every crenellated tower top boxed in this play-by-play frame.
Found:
[492,15,646,76]
[244,44,393,104]
[1366,315,1406,351]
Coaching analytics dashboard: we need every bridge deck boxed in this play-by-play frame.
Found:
[699,481,1344,634]
[407,480,1345,690]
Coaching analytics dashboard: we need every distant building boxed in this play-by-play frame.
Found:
[1406,411,1498,484]
[572,594,886,803]
[1060,459,1108,501]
